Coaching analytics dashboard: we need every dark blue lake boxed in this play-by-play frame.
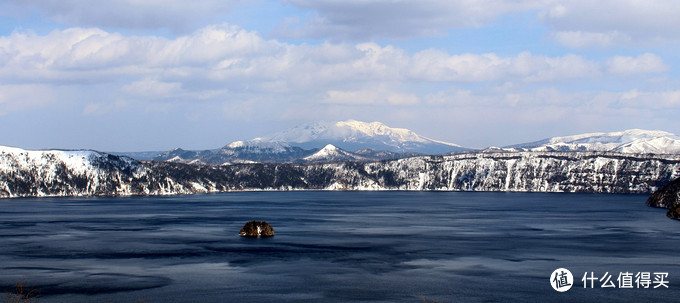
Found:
[1,192,679,302]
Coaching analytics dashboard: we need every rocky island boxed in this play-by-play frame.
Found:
[239,221,275,238]
[646,177,680,220]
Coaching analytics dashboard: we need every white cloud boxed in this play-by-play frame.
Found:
[606,53,668,75]
[0,24,671,118]
[1,25,669,86]
[0,25,273,84]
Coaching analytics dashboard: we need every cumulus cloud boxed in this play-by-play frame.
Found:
[0,24,671,114]
[0,25,273,84]
[605,53,668,75]
[3,0,245,33]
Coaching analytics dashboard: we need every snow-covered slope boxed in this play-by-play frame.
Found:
[0,145,141,197]
[302,144,367,162]
[257,120,465,154]
[614,136,680,154]
[507,129,680,154]
[0,145,99,174]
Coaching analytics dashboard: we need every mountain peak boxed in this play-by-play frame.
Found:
[256,120,465,154]
[319,143,340,152]
[302,144,365,162]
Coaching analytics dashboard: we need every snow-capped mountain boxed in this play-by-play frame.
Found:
[256,120,466,154]
[506,129,680,154]
[302,144,367,162]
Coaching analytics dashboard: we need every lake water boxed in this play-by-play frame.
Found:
[0,192,679,302]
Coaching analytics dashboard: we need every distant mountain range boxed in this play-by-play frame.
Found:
[150,142,419,165]
[120,120,457,164]
[114,122,680,165]
[503,129,680,154]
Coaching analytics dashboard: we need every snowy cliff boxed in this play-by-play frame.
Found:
[359,152,679,192]
[3,145,680,198]
[0,146,141,197]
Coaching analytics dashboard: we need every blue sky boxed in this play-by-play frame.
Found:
[1,0,679,151]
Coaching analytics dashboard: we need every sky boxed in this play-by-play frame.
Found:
[1,0,679,151]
